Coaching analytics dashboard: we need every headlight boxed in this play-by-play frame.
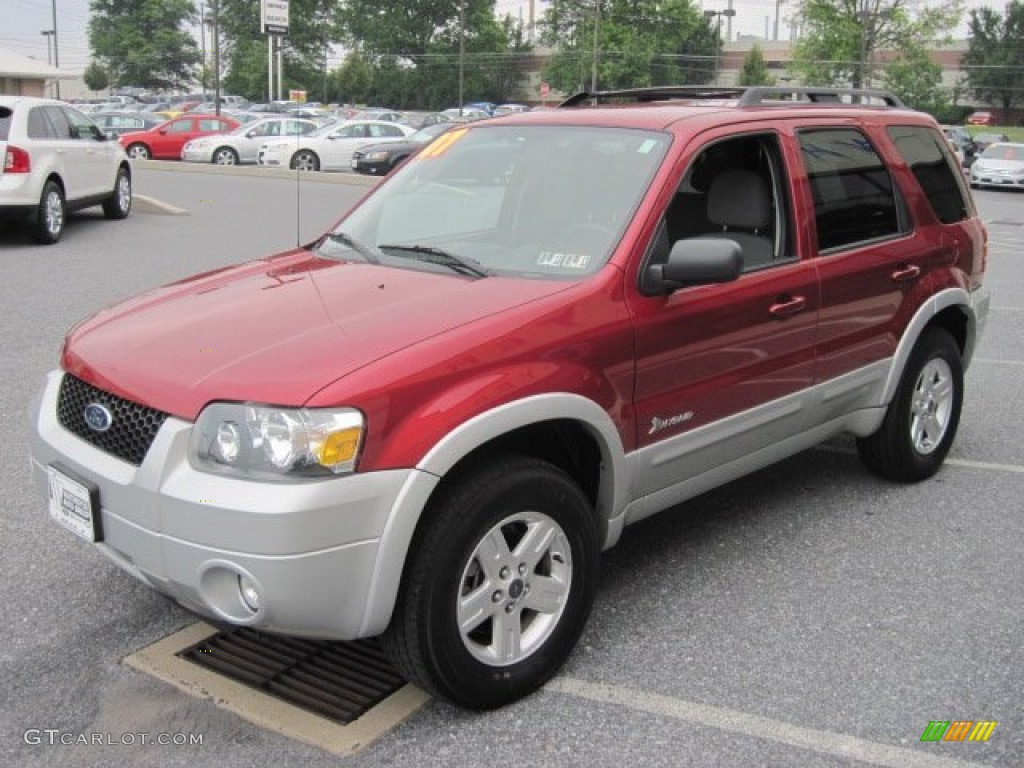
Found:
[190,403,364,480]
[364,150,391,162]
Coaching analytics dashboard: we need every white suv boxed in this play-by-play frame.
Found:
[0,96,132,244]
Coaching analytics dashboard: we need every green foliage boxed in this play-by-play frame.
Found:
[881,46,949,114]
[791,0,961,89]
[83,61,110,93]
[538,0,717,93]
[88,0,200,89]
[963,1,1024,111]
[738,44,774,86]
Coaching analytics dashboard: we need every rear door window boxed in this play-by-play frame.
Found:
[798,128,908,252]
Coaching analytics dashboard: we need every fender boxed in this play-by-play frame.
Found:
[357,392,630,637]
[879,286,982,406]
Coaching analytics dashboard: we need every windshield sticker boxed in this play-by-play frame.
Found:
[419,128,468,159]
[637,139,659,155]
[537,251,591,269]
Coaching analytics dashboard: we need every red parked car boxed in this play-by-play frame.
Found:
[118,114,239,160]
[32,86,990,710]
[966,111,995,126]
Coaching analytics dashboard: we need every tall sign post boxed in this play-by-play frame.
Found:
[261,0,289,102]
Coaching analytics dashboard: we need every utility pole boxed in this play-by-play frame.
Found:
[590,0,600,92]
[458,0,465,115]
[213,0,221,115]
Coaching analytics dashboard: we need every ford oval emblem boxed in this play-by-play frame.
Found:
[83,403,113,433]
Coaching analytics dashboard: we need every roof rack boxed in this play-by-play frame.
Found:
[559,85,906,109]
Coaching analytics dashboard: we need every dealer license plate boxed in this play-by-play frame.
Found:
[47,465,102,542]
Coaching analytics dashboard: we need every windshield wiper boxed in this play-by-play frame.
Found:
[378,243,490,278]
[322,232,380,264]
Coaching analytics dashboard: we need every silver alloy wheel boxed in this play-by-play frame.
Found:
[292,151,318,171]
[910,358,954,455]
[457,510,572,666]
[127,144,149,160]
[44,188,63,237]
[214,147,237,165]
[115,172,131,212]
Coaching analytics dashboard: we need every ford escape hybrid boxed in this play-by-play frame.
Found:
[30,87,990,709]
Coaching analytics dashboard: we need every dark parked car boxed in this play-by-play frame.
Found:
[941,125,976,166]
[91,111,163,138]
[350,122,453,175]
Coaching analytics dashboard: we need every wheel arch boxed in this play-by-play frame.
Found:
[357,393,629,637]
[881,288,977,406]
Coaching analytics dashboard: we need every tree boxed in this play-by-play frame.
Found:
[83,61,110,93]
[962,1,1024,114]
[538,0,717,94]
[791,0,961,90]
[738,44,774,86]
[881,45,948,114]
[89,0,200,89]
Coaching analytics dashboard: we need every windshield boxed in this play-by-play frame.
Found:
[317,124,669,280]
[981,144,1024,162]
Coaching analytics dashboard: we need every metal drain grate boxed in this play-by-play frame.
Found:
[178,628,405,725]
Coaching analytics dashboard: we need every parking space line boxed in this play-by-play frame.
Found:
[546,677,993,768]
[945,457,1024,475]
[973,357,1024,366]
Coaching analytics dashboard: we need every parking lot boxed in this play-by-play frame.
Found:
[1,165,1021,768]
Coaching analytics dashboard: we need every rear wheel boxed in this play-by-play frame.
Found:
[290,150,319,171]
[383,454,599,709]
[857,328,963,482]
[102,167,132,219]
[34,181,65,244]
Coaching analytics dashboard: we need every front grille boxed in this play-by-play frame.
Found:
[179,629,406,725]
[56,374,169,465]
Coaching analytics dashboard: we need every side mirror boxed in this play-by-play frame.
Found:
[641,237,742,296]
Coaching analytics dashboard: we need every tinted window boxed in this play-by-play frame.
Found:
[63,107,100,140]
[167,119,193,133]
[0,106,11,141]
[27,107,53,139]
[798,128,904,252]
[43,107,73,139]
[887,125,970,225]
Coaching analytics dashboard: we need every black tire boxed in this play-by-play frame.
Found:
[290,150,320,172]
[857,328,963,482]
[102,166,132,219]
[213,147,239,165]
[34,180,65,244]
[383,454,600,709]
[126,143,150,160]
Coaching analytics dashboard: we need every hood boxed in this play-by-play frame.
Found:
[63,251,571,420]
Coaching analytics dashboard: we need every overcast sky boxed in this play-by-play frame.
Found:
[1,0,997,75]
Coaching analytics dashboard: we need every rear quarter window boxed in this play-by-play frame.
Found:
[887,125,970,224]
[0,106,10,140]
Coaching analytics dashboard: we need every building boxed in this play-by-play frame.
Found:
[0,46,77,97]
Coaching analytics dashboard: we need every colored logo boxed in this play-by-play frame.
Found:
[920,720,997,742]
[83,403,113,433]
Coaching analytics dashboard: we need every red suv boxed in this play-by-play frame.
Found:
[30,87,990,709]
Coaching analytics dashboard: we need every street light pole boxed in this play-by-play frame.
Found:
[51,0,60,99]
[703,8,736,85]
[458,0,465,116]
[590,0,600,92]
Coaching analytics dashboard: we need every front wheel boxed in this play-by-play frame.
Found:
[857,328,963,482]
[213,147,239,165]
[102,166,132,219]
[290,150,319,172]
[383,454,600,709]
[126,143,150,160]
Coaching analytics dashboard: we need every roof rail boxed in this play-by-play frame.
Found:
[559,85,905,109]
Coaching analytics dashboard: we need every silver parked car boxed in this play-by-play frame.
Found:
[969,142,1024,190]
[0,95,132,244]
[181,116,320,165]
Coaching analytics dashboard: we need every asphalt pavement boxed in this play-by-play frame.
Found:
[1,165,1020,768]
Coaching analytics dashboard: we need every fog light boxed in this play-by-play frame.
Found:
[238,575,261,612]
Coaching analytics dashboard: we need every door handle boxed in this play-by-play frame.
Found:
[891,264,921,284]
[769,295,807,318]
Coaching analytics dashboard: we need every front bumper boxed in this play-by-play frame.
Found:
[30,370,425,639]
